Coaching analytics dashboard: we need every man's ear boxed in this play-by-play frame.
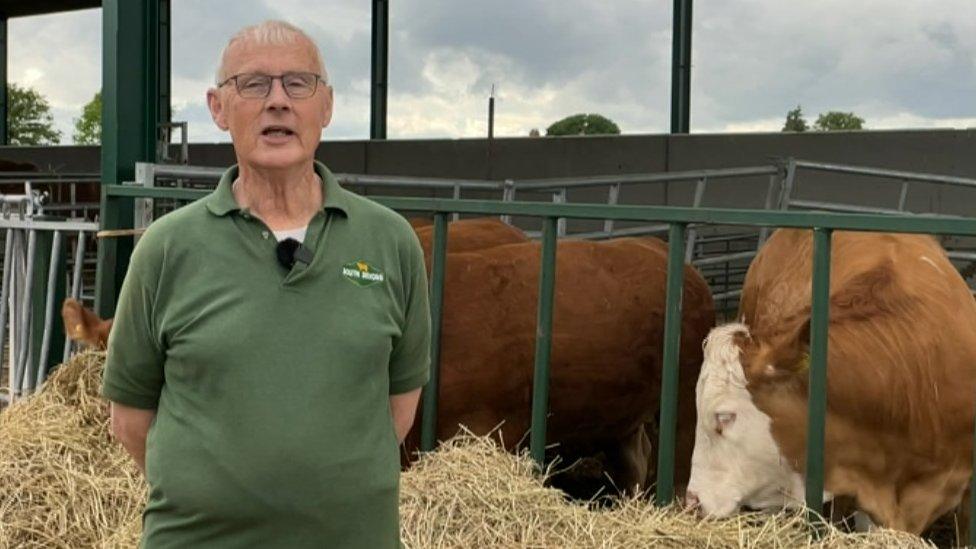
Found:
[207,88,229,131]
[321,85,334,128]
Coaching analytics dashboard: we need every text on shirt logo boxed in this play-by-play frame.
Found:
[341,260,386,287]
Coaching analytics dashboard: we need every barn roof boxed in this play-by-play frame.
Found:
[0,0,100,18]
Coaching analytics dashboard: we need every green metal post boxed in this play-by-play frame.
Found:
[0,15,7,145]
[805,228,832,525]
[370,0,388,139]
[656,222,687,506]
[157,0,171,130]
[529,217,559,467]
[670,0,693,133]
[29,227,66,383]
[97,0,162,317]
[421,212,448,452]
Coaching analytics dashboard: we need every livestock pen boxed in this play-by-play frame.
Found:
[98,178,976,543]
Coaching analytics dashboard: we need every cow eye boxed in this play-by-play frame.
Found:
[715,412,737,434]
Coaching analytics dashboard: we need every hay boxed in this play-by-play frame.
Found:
[0,351,145,549]
[0,352,936,548]
[400,433,933,548]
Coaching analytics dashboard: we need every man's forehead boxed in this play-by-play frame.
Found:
[223,39,320,75]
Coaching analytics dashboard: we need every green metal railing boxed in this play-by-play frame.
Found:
[101,184,976,537]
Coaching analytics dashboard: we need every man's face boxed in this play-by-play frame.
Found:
[207,39,333,170]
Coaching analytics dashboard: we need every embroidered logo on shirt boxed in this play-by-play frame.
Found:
[341,260,385,287]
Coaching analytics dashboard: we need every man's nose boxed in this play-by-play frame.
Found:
[265,79,291,107]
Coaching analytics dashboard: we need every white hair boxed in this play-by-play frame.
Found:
[215,20,328,84]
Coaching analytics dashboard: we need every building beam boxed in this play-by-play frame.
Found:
[96,0,164,317]
[370,0,389,139]
[670,0,692,134]
[0,15,7,145]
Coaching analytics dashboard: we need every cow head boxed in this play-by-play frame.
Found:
[62,298,114,349]
[685,322,813,517]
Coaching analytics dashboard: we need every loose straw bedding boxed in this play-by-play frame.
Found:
[0,352,933,548]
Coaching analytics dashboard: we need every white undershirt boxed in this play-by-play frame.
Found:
[272,226,308,243]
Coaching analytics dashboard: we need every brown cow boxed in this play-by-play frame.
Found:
[403,236,715,493]
[686,229,976,535]
[63,217,526,349]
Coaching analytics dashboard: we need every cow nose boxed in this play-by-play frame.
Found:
[684,490,700,510]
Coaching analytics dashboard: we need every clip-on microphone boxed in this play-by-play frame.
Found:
[276,238,313,270]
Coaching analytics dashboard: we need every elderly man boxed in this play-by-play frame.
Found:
[101,20,430,548]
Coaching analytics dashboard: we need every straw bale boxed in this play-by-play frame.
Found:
[0,352,938,548]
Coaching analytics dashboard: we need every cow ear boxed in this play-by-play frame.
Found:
[749,319,811,382]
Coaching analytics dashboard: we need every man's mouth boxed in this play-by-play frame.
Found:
[261,126,295,137]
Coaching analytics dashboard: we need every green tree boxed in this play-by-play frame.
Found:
[73,91,101,145]
[7,83,62,145]
[813,111,865,131]
[782,105,808,132]
[546,113,621,136]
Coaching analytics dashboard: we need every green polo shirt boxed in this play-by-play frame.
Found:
[102,161,430,548]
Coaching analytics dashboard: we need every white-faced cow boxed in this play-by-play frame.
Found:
[687,229,976,535]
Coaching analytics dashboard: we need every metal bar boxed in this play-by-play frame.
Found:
[363,197,976,237]
[0,219,99,232]
[103,185,976,236]
[7,229,22,396]
[0,228,13,379]
[794,159,976,189]
[670,0,693,133]
[0,173,101,181]
[500,179,515,225]
[571,224,672,240]
[691,250,756,267]
[370,0,389,139]
[15,230,36,396]
[948,251,976,261]
[788,199,959,217]
[656,223,687,505]
[685,177,707,263]
[554,189,567,237]
[341,174,502,190]
[779,158,798,210]
[515,165,778,191]
[420,213,449,452]
[711,289,742,300]
[451,185,461,222]
[806,228,832,524]
[0,15,6,145]
[603,183,621,235]
[758,173,779,245]
[107,185,206,201]
[529,217,559,467]
[63,231,87,360]
[897,181,910,212]
[36,230,62,389]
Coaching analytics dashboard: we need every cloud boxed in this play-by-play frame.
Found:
[4,1,974,144]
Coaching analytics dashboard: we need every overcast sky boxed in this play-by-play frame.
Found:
[7,0,975,144]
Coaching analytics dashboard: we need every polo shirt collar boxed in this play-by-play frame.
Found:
[205,160,350,218]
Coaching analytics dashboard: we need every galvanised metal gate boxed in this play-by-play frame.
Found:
[101,183,976,537]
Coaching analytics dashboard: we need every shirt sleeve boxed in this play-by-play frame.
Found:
[388,229,431,395]
[101,234,166,409]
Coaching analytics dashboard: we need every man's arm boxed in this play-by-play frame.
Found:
[390,388,422,444]
[110,401,156,475]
